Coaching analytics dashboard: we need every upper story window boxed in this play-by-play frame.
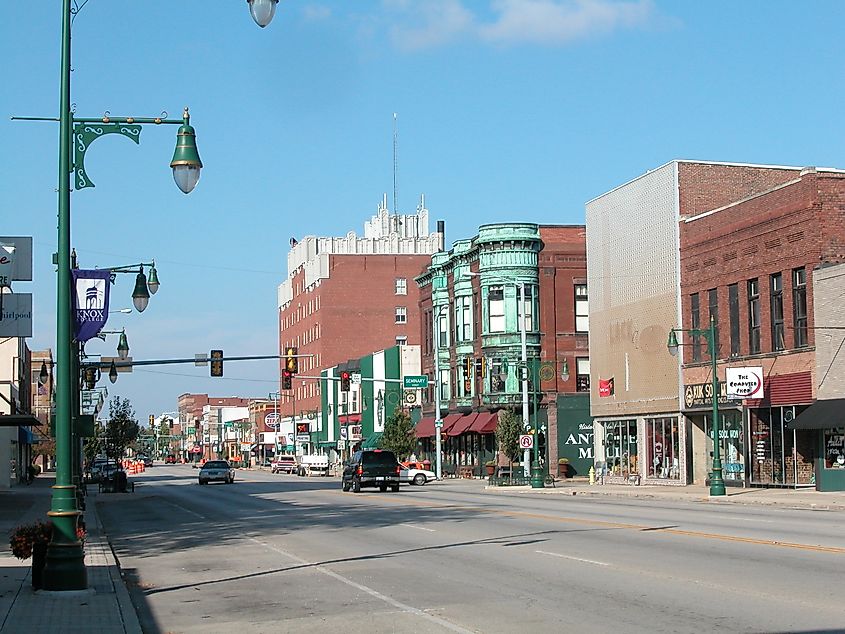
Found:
[521,285,536,332]
[455,295,473,342]
[690,292,701,362]
[437,310,450,349]
[488,286,505,332]
[792,267,808,348]
[395,278,407,295]
[728,283,740,357]
[708,288,719,359]
[395,307,407,324]
[575,285,589,333]
[770,272,784,351]
[576,358,590,392]
[748,278,761,354]
[395,335,407,346]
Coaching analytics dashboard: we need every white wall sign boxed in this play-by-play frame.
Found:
[0,237,32,281]
[725,367,764,399]
[0,293,32,337]
[0,244,14,287]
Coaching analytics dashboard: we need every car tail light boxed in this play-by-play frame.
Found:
[395,464,401,474]
[356,465,363,476]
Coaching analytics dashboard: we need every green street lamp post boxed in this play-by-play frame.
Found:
[42,0,278,592]
[667,315,726,496]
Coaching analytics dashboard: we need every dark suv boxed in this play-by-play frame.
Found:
[342,450,401,493]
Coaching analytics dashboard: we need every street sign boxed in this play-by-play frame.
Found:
[351,372,362,385]
[403,375,429,389]
[435,420,443,428]
[187,427,195,435]
[295,434,310,443]
[519,434,534,449]
[264,412,280,429]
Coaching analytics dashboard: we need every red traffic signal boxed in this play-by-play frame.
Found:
[340,371,351,391]
[282,370,292,390]
[296,422,309,434]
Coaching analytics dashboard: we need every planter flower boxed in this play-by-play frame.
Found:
[9,521,52,561]
[558,458,570,478]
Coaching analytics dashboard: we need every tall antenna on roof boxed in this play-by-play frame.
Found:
[393,113,399,227]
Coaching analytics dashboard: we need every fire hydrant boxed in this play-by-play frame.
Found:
[589,465,595,485]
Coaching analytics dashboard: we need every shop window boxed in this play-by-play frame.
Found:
[748,278,761,354]
[576,358,590,392]
[770,272,784,351]
[704,411,745,482]
[824,428,845,469]
[604,420,637,478]
[792,268,808,348]
[690,292,701,362]
[488,286,505,333]
[728,283,740,357]
[645,417,680,479]
[575,284,589,333]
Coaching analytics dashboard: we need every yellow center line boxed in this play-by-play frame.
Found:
[323,490,845,554]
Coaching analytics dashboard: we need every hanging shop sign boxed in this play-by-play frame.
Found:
[725,367,764,399]
[72,269,111,342]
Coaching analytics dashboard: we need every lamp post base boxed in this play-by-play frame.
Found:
[42,541,87,591]
[530,462,545,489]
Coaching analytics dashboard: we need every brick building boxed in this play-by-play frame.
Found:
[276,195,443,427]
[587,160,845,489]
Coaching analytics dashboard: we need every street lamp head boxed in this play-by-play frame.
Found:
[132,271,150,312]
[147,265,160,295]
[248,0,278,27]
[170,108,202,194]
[560,357,570,382]
[117,330,130,360]
[667,329,679,357]
[38,361,49,386]
[108,361,118,384]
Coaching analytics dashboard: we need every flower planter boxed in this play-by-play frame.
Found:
[557,463,570,478]
[31,543,47,590]
[485,465,495,476]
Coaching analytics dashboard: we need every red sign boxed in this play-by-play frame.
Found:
[598,377,614,397]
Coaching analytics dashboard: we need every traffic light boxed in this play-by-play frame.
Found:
[210,349,223,377]
[149,414,154,427]
[282,370,292,390]
[475,357,486,378]
[464,356,473,378]
[296,422,309,435]
[285,346,298,374]
[339,370,351,391]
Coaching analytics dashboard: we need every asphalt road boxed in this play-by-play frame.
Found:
[95,465,845,634]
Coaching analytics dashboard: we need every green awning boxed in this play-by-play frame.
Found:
[361,432,382,449]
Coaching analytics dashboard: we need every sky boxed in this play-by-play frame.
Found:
[2,0,844,422]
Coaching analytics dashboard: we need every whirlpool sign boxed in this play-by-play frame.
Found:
[725,367,764,399]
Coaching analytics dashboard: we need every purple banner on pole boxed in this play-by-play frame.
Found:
[72,269,111,342]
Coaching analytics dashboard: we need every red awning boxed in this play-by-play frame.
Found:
[440,414,463,435]
[448,413,478,436]
[339,414,361,424]
[415,417,435,438]
[469,412,498,434]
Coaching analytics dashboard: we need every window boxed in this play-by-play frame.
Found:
[576,358,590,392]
[728,283,740,357]
[748,279,761,354]
[488,286,505,332]
[708,288,719,359]
[690,293,701,362]
[770,273,784,351]
[575,285,589,333]
[520,285,535,332]
[454,296,473,342]
[395,278,407,295]
[489,358,506,393]
[793,267,808,348]
[395,306,407,324]
[824,428,845,470]
[438,368,450,401]
[645,417,680,480]
[424,309,433,355]
[604,420,637,477]
[437,310,449,348]
[395,336,407,346]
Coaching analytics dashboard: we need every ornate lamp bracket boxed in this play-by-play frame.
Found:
[73,120,142,189]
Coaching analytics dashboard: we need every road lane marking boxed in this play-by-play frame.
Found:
[247,536,473,633]
[399,523,437,532]
[334,491,845,555]
[161,499,205,520]
[535,550,609,566]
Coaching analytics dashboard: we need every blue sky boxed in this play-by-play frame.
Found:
[2,1,844,422]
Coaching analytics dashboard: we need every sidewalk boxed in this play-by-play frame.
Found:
[0,475,141,634]
[478,477,845,510]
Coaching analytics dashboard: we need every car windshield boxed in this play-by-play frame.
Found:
[364,451,397,466]
[203,461,229,469]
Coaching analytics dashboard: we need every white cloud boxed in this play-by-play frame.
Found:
[381,0,657,51]
[302,4,332,21]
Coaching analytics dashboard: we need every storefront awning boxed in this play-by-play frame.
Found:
[788,398,845,430]
[362,432,382,449]
[415,417,435,438]
[448,413,477,436]
[469,412,498,434]
[0,415,39,427]
[440,414,463,435]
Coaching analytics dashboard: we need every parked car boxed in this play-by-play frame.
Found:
[86,459,117,483]
[342,449,401,493]
[138,455,154,467]
[400,461,437,485]
[198,460,235,485]
[271,455,297,474]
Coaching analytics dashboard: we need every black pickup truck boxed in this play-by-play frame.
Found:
[342,449,401,493]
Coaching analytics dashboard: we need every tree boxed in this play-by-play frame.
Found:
[379,407,417,460]
[495,410,521,469]
[103,397,140,461]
